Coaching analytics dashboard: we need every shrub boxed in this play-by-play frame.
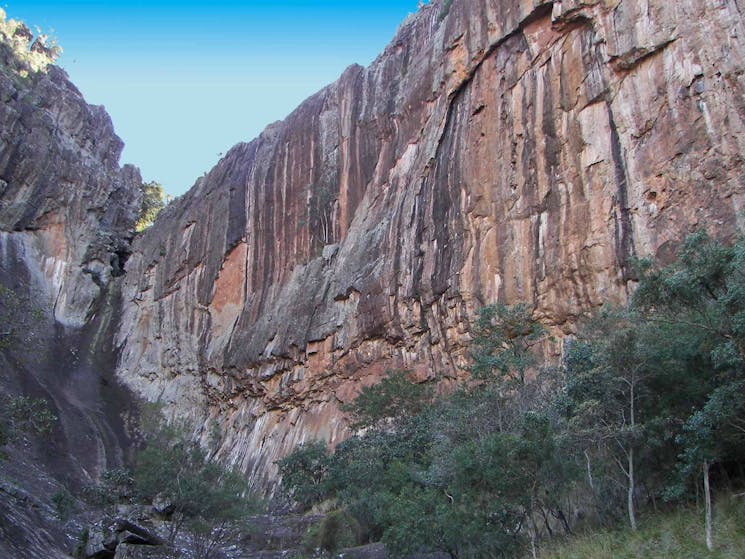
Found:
[0,8,61,76]
[51,487,77,521]
[0,394,57,451]
[0,285,43,351]
[277,232,745,558]
[341,369,432,430]
[136,181,167,232]
[132,422,258,552]
[305,510,362,552]
[82,468,134,507]
[277,440,332,509]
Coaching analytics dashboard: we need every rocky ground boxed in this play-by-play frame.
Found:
[0,448,445,559]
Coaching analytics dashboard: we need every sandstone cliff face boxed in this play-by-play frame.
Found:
[0,15,141,484]
[0,18,146,556]
[116,0,745,489]
[0,32,141,326]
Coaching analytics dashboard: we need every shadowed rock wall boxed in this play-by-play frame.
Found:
[0,16,147,555]
[0,24,142,481]
[113,0,745,490]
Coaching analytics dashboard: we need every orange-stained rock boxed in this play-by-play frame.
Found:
[114,0,745,492]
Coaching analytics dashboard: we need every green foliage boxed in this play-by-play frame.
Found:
[0,394,57,449]
[423,400,574,558]
[342,370,432,430]
[102,468,135,492]
[82,468,134,507]
[632,231,745,498]
[562,307,663,529]
[0,285,20,351]
[7,395,57,435]
[330,412,435,541]
[280,310,570,558]
[633,231,745,342]
[132,422,256,548]
[0,8,61,76]
[74,527,90,558]
[277,440,332,509]
[0,285,43,352]
[471,303,547,388]
[305,510,362,552]
[559,230,745,537]
[79,413,256,558]
[136,180,167,232]
[278,230,745,558]
[301,522,322,552]
[539,497,745,559]
[563,308,650,443]
[51,487,77,521]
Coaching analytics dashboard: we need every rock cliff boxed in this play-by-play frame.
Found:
[114,0,745,490]
[0,17,142,458]
[3,0,745,503]
[0,13,142,557]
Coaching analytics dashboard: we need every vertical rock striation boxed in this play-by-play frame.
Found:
[113,0,745,490]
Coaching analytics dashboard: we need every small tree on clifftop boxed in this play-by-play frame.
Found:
[136,180,167,232]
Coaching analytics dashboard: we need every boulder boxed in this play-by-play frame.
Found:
[151,494,175,517]
[82,521,117,559]
[113,518,164,546]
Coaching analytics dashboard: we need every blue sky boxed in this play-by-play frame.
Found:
[4,1,424,196]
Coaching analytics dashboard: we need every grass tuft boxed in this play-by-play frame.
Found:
[538,498,745,559]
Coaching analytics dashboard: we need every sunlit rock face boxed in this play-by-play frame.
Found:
[116,0,745,490]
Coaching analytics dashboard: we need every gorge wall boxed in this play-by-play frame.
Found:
[113,0,745,490]
[0,13,145,556]
[0,19,142,467]
[2,0,745,501]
